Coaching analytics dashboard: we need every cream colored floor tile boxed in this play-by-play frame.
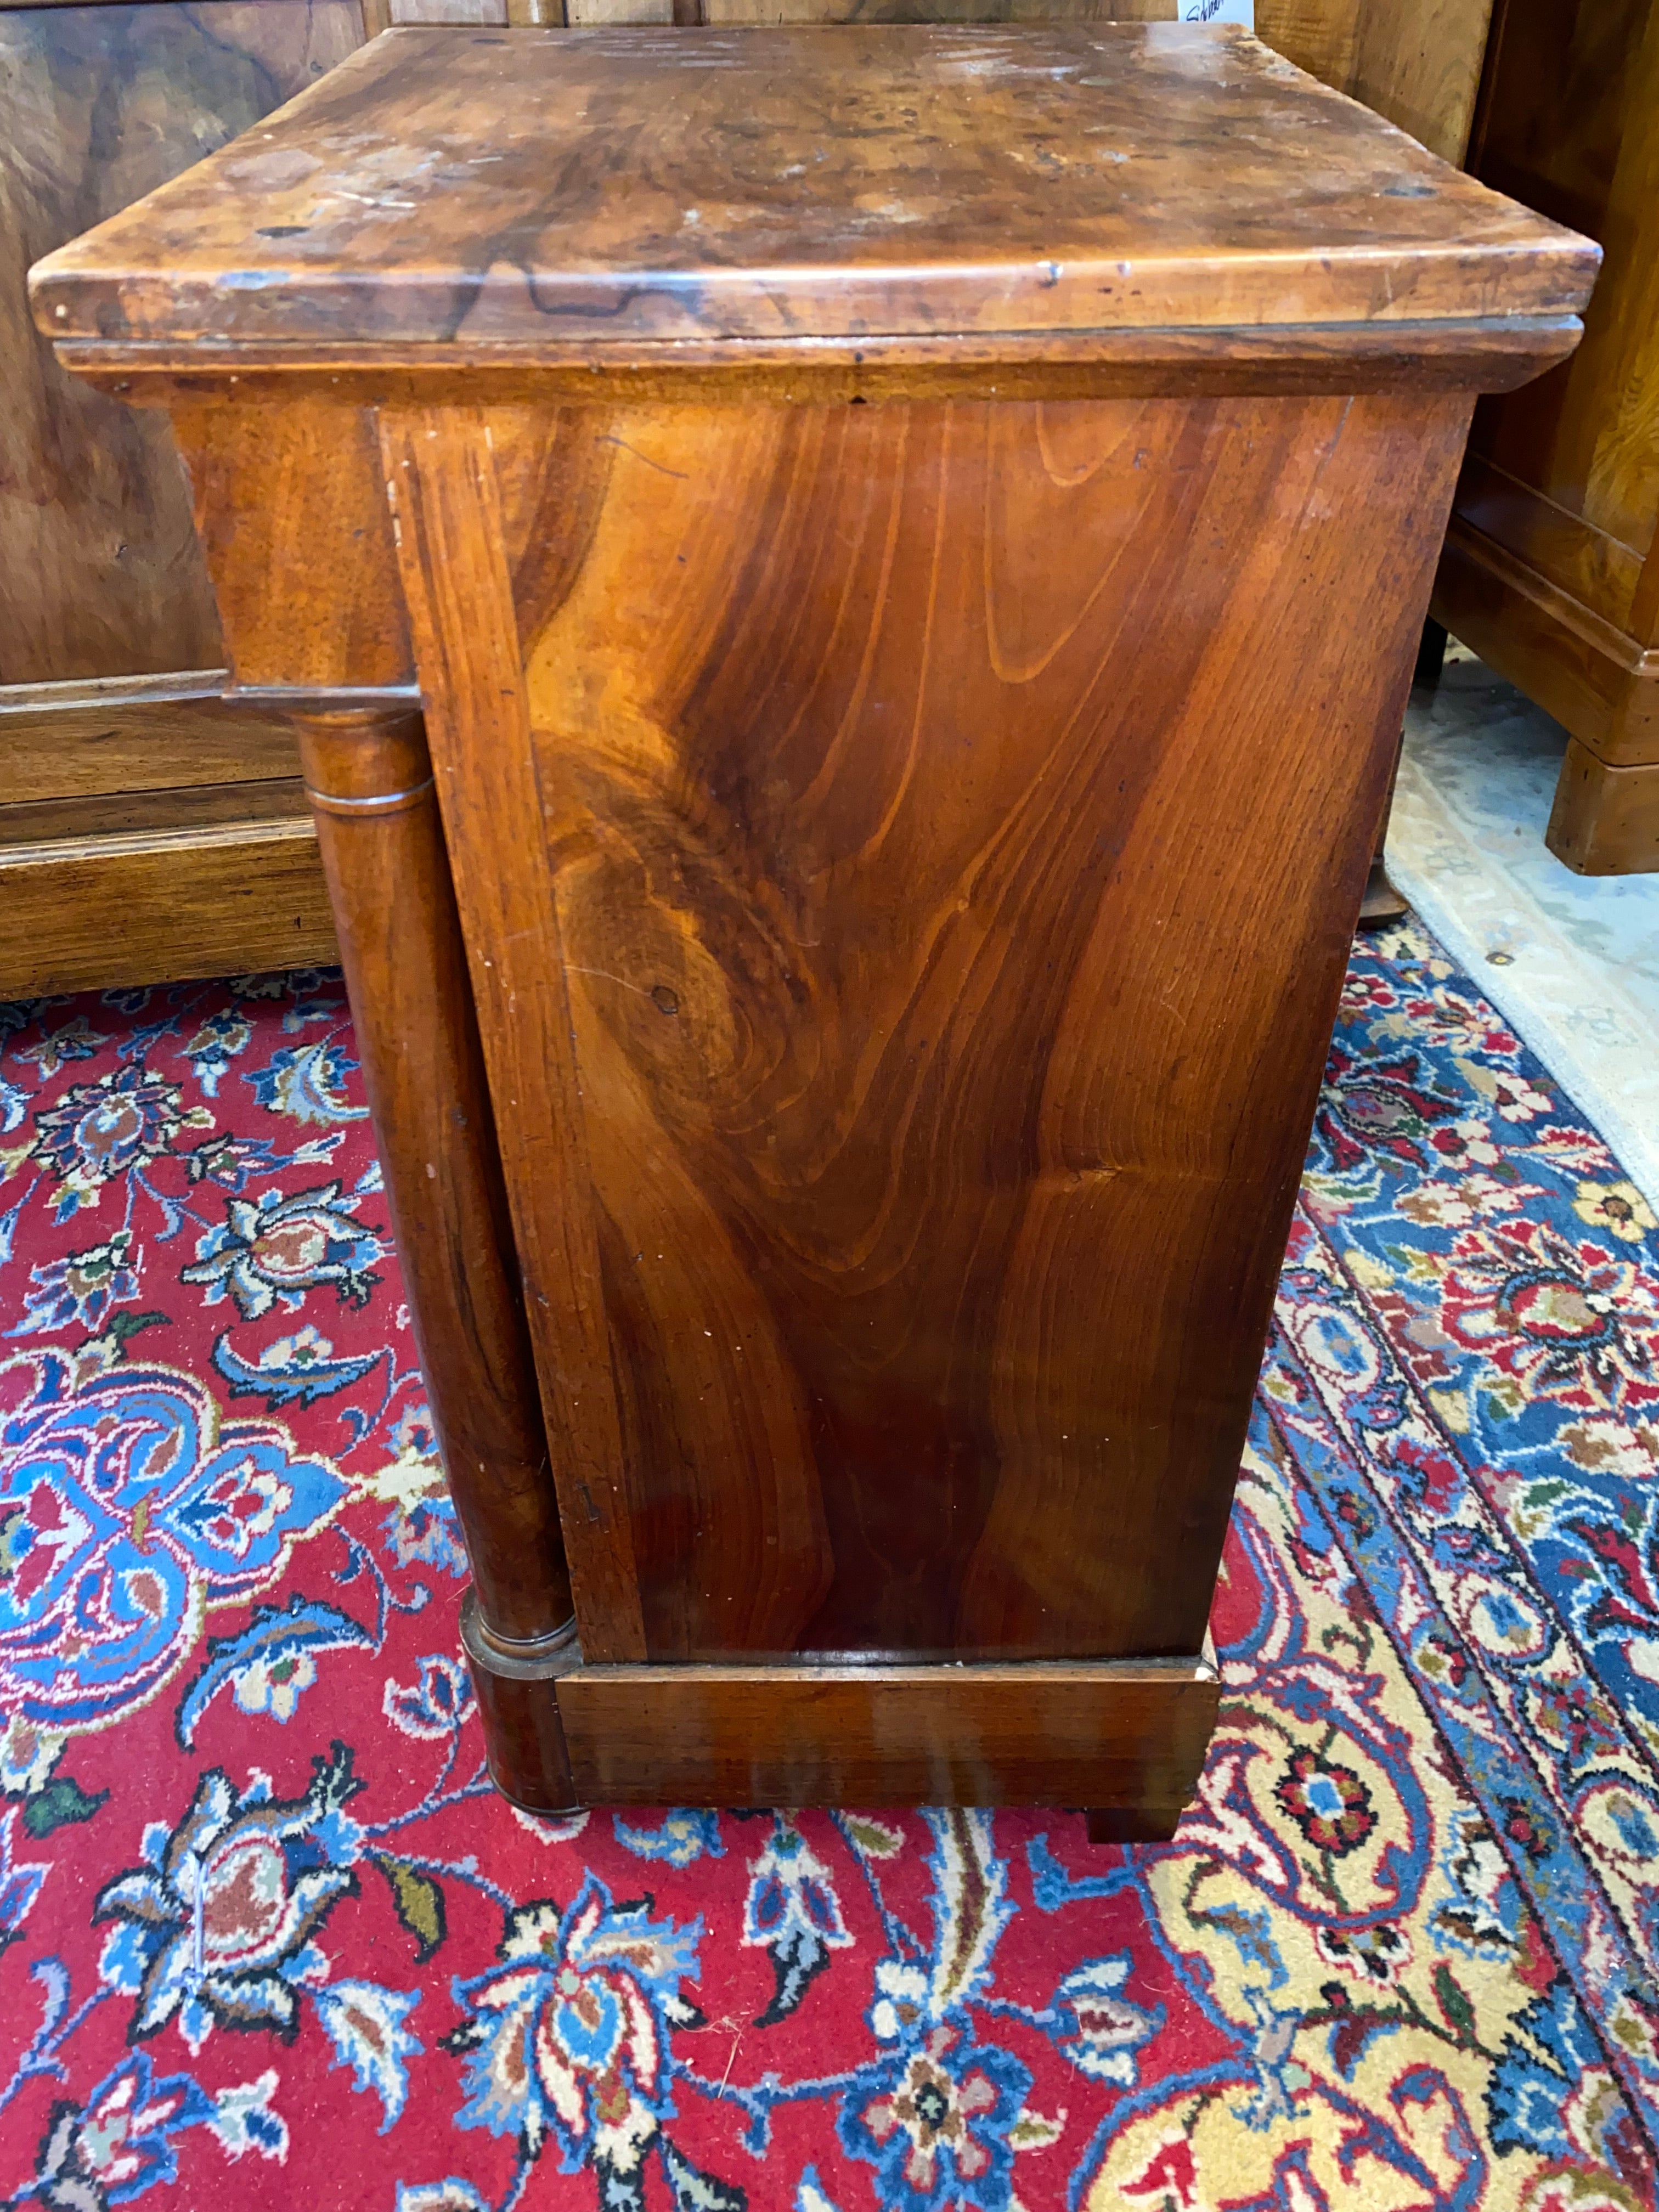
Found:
[1386,646,1659,1209]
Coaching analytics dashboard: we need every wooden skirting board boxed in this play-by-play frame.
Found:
[0,679,337,996]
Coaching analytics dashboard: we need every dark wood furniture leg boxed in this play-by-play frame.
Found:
[1356,618,1447,932]
[296,702,580,1810]
[1415,617,1449,691]
[1085,1807,1186,1846]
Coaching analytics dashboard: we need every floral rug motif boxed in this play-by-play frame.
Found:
[0,921,1656,2212]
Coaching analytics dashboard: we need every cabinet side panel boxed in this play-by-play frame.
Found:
[173,398,413,689]
[1466,0,1659,557]
[481,392,1468,1663]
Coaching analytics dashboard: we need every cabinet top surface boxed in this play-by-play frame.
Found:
[31,24,1596,358]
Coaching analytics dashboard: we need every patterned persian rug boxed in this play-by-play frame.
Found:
[0,916,1656,2212]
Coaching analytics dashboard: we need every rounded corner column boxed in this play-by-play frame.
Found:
[294,699,580,1804]
[461,1593,584,1813]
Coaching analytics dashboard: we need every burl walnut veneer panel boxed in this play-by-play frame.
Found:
[30,25,1596,353]
[392,391,1472,1668]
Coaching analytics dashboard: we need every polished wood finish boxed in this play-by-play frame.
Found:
[381,407,644,1664]
[2,0,1505,997]
[381,387,1474,1674]
[702,0,1169,16]
[173,399,413,689]
[1546,741,1659,877]
[1435,509,1659,764]
[164,369,578,1786]
[0,772,313,847]
[37,25,1595,1816]
[63,318,1585,411]
[0,793,336,995]
[2,1,360,684]
[30,26,1595,355]
[295,704,573,1646]
[359,0,1499,175]
[1432,0,1659,873]
[557,1658,1220,1814]
[297,702,576,1798]
[461,1593,582,1812]
[2,673,302,800]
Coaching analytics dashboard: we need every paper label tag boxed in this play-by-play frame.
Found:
[1182,0,1255,24]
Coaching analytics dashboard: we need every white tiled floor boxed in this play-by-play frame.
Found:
[1386,644,1659,1207]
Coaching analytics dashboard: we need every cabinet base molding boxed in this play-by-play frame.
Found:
[459,1621,1222,1824]
[1433,519,1659,876]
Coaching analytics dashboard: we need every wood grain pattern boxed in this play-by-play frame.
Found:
[1,0,364,685]
[0,0,374,990]
[1546,737,1659,876]
[171,399,413,687]
[1434,511,1659,770]
[0,772,311,845]
[61,314,1587,409]
[1468,0,1659,563]
[1466,0,1645,244]
[381,405,646,1664]
[1258,0,1495,164]
[566,0,673,19]
[0,678,304,802]
[0,675,340,1002]
[0,809,335,996]
[1455,452,1645,642]
[296,706,576,1654]
[703,0,1169,20]
[556,1658,1220,1810]
[1432,0,1658,871]
[41,15,1591,1805]
[379,388,1471,1668]
[390,0,505,17]
[28,25,1596,354]
[101,397,589,1751]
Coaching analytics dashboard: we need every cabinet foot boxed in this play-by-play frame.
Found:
[1084,1805,1187,1846]
[1356,854,1410,929]
[1547,739,1659,875]
[461,1592,584,1814]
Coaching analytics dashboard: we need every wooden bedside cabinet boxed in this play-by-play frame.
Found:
[1431,0,1659,874]
[32,23,1595,1826]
